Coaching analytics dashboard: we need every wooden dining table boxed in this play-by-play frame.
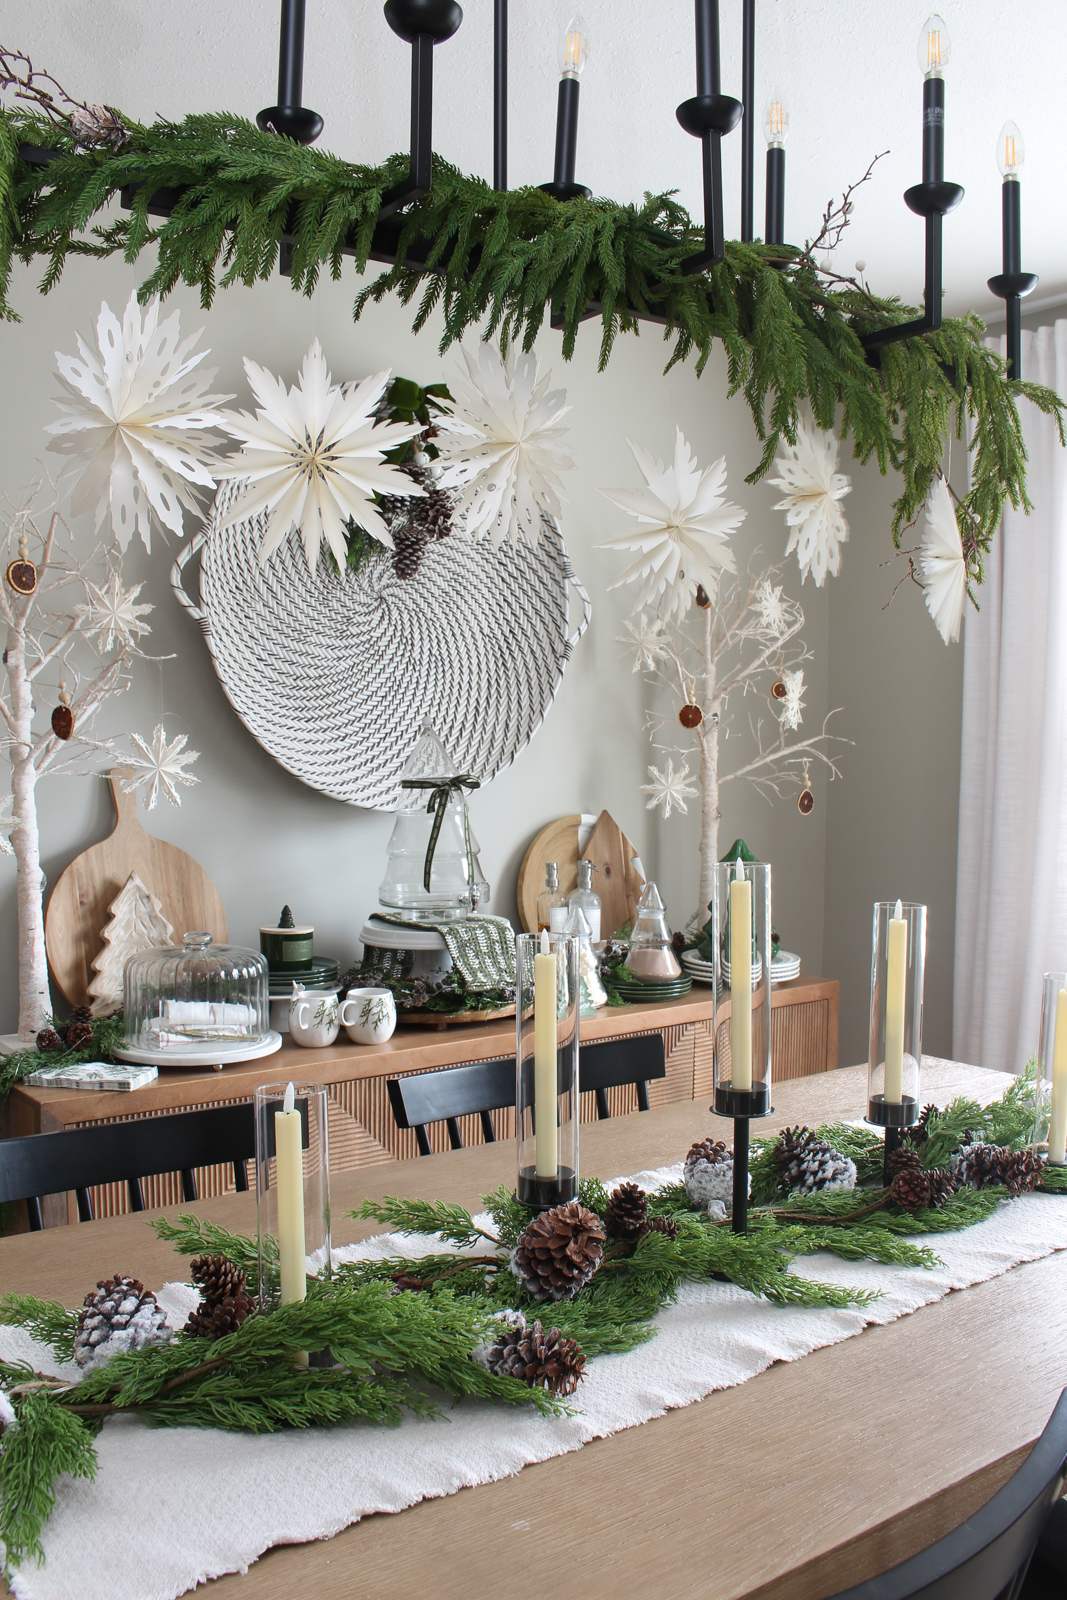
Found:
[2,1058,1065,1600]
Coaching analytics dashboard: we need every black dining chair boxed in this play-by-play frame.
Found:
[0,1103,257,1229]
[822,1388,1067,1600]
[386,1034,667,1156]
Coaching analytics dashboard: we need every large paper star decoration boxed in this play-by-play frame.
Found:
[919,475,967,645]
[120,725,200,811]
[769,416,852,587]
[640,758,699,819]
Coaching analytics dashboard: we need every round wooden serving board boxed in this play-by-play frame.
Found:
[45,772,228,1008]
[401,1004,516,1030]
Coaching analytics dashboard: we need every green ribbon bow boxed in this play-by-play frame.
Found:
[400,775,481,892]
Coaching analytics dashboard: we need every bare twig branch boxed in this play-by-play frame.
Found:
[802,151,889,265]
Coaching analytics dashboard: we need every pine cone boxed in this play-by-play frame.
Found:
[773,1125,816,1172]
[74,1274,172,1369]
[887,1147,923,1180]
[684,1140,735,1210]
[1000,1149,1045,1198]
[684,1138,728,1179]
[926,1167,958,1208]
[776,1127,857,1196]
[65,1020,93,1050]
[189,1254,246,1307]
[952,1141,1042,1195]
[35,1027,63,1052]
[510,1202,606,1301]
[487,1318,586,1397]
[383,468,454,580]
[604,1181,648,1242]
[183,1291,256,1341]
[647,1216,678,1241]
[391,1271,429,1293]
[903,1103,939,1149]
[890,1167,932,1211]
[69,104,129,151]
[69,1004,93,1026]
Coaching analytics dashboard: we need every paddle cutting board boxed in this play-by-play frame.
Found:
[45,771,227,1008]
[516,810,644,937]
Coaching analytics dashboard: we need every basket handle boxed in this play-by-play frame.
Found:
[170,528,209,624]
[566,566,592,654]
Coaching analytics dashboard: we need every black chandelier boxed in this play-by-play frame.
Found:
[76,0,1043,380]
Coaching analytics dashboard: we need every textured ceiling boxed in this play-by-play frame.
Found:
[7,0,1066,322]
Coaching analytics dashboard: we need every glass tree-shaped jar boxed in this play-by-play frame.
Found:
[623,883,681,980]
[866,900,926,1130]
[516,931,580,1209]
[711,860,773,1117]
[123,932,270,1051]
[378,721,479,920]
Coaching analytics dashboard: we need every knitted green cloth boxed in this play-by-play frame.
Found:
[369,913,516,992]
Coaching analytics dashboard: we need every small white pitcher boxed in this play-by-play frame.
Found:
[341,986,397,1045]
[288,985,340,1048]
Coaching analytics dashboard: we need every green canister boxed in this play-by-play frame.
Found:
[260,905,314,972]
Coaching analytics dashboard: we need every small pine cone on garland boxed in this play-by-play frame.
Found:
[510,1201,606,1301]
[684,1138,729,1178]
[646,1216,678,1241]
[604,1181,648,1242]
[183,1254,256,1339]
[902,1104,939,1149]
[391,1271,429,1293]
[189,1254,246,1307]
[487,1318,586,1397]
[66,1020,94,1050]
[35,1028,63,1053]
[926,1167,959,1208]
[774,1126,857,1196]
[953,1142,1044,1196]
[890,1167,931,1211]
[69,104,130,151]
[74,1275,172,1369]
[69,1004,94,1027]
[684,1138,736,1212]
[887,1147,923,1181]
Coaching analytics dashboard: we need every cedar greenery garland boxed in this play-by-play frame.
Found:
[1,102,1065,582]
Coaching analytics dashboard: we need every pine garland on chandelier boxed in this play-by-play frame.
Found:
[0,91,1065,586]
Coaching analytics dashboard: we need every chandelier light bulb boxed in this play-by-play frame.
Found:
[763,93,790,148]
[558,15,590,79]
[997,120,1025,178]
[917,13,951,77]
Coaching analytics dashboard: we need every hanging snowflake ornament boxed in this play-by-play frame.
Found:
[120,725,200,811]
[618,612,670,673]
[76,573,153,654]
[596,430,743,621]
[46,291,231,552]
[434,344,572,544]
[778,668,805,731]
[640,757,699,820]
[769,416,852,587]
[919,474,968,645]
[215,340,424,577]
[753,578,789,635]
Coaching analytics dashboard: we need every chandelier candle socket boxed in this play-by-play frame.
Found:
[867,903,927,1178]
[516,932,579,1210]
[987,119,1039,380]
[1035,975,1067,1166]
[540,15,591,201]
[763,92,788,246]
[254,1082,331,1342]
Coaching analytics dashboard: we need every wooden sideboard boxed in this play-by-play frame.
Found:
[2,976,838,1228]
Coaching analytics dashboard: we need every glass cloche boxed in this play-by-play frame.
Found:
[123,932,270,1051]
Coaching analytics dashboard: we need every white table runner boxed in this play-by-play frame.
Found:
[4,1165,1067,1600]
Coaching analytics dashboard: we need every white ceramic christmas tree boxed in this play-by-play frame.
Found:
[88,872,174,1017]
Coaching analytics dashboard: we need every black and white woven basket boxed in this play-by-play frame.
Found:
[171,482,591,811]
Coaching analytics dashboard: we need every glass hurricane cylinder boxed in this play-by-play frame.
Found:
[712,862,773,1117]
[1034,973,1067,1165]
[254,1082,331,1311]
[516,932,580,1209]
[867,902,927,1127]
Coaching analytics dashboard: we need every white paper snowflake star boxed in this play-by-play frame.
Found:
[77,573,154,654]
[434,344,573,544]
[597,430,743,621]
[618,612,670,673]
[919,475,967,645]
[778,668,806,731]
[769,417,852,587]
[215,340,424,577]
[753,579,788,636]
[640,758,699,820]
[46,291,231,552]
[120,725,200,810]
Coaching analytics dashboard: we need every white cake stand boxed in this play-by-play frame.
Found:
[113,1031,283,1071]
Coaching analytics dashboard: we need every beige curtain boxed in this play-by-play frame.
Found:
[953,321,1067,1072]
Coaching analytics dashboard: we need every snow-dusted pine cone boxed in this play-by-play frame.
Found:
[510,1202,606,1301]
[184,1293,256,1341]
[69,104,130,151]
[74,1275,172,1369]
[953,1143,1044,1197]
[647,1216,678,1241]
[774,1126,857,1196]
[487,1318,586,1397]
[189,1254,246,1307]
[684,1139,738,1212]
[604,1181,648,1242]
[684,1138,728,1179]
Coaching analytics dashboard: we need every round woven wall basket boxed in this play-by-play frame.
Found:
[171,482,591,811]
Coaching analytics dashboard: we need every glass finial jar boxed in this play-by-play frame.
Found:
[623,883,681,980]
[123,932,270,1050]
[378,721,479,920]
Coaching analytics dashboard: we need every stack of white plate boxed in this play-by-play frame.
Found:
[680,949,801,988]
[770,950,802,983]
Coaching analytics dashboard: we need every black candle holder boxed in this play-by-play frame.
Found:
[711,1087,775,1234]
[539,18,591,202]
[987,124,1038,381]
[257,0,323,146]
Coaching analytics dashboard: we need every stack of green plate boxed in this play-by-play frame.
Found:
[611,971,692,1002]
[267,956,341,997]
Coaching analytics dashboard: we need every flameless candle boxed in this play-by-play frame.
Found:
[274,1082,308,1366]
[1049,989,1067,1165]
[884,900,907,1103]
[534,929,559,1177]
[729,857,752,1093]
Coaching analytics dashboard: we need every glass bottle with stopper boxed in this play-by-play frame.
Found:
[562,902,607,1013]
[623,883,682,981]
[537,862,569,933]
[568,858,602,943]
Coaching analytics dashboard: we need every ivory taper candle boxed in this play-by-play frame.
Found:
[883,900,907,1103]
[729,857,752,1093]
[534,929,559,1177]
[1049,989,1067,1164]
[275,1081,307,1308]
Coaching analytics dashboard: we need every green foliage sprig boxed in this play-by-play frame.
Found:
[0,1012,127,1114]
[1,105,1063,581]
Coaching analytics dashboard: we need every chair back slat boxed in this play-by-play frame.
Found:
[824,1389,1067,1599]
[578,1034,666,1099]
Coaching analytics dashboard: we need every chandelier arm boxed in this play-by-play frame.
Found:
[675,0,742,274]
[493,0,507,191]
[740,0,755,244]
[380,0,463,219]
[256,0,323,148]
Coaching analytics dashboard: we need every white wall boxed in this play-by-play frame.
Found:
[0,250,834,1029]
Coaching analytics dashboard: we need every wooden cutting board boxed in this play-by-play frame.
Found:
[516,810,644,937]
[45,771,228,1008]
